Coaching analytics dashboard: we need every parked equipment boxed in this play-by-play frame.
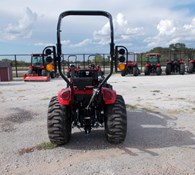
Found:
[144,53,162,75]
[66,64,80,78]
[116,46,139,76]
[187,57,195,73]
[87,63,104,77]
[165,53,185,75]
[24,46,57,81]
[47,10,127,145]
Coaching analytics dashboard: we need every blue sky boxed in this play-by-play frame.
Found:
[1,0,195,54]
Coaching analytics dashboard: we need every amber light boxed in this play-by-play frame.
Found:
[46,64,54,72]
[118,63,126,71]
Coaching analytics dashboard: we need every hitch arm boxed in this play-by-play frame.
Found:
[86,88,100,110]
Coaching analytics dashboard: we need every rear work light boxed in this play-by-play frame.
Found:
[118,63,126,71]
[46,63,54,72]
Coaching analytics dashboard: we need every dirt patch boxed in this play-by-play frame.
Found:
[5,108,36,124]
[151,90,161,93]
[0,122,15,132]
[41,97,50,100]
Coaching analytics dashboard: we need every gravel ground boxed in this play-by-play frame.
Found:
[0,73,195,175]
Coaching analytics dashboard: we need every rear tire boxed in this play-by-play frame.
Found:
[144,66,150,75]
[50,71,55,78]
[67,72,71,78]
[104,95,127,144]
[47,96,72,145]
[42,69,48,76]
[133,67,139,76]
[121,70,126,76]
[188,62,194,73]
[166,64,171,75]
[179,64,185,75]
[156,67,162,75]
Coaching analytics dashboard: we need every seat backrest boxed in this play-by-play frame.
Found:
[73,77,93,90]
[78,69,98,79]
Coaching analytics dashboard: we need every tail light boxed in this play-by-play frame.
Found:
[28,66,33,69]
[58,88,71,105]
[156,63,160,67]
[60,89,71,100]
[104,89,113,99]
[40,66,45,69]
[179,60,184,64]
[102,88,116,104]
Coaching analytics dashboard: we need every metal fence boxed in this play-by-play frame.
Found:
[0,51,191,77]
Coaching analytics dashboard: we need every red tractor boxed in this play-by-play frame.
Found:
[24,46,57,81]
[121,61,139,76]
[187,57,195,73]
[144,53,162,75]
[87,63,104,77]
[66,64,80,78]
[165,53,185,75]
[116,47,139,76]
[47,10,127,145]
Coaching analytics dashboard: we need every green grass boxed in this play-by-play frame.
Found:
[126,104,138,110]
[36,142,57,150]
[18,142,57,155]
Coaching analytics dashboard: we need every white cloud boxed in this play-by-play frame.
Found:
[157,19,176,35]
[1,0,195,53]
[1,7,37,40]
[145,17,195,49]
[34,42,55,47]
[70,39,92,48]
[61,40,71,46]
[93,13,144,45]
[183,18,195,34]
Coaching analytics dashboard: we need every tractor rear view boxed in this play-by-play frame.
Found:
[116,46,139,76]
[165,53,185,75]
[187,54,195,73]
[144,53,162,75]
[47,10,127,145]
[24,46,57,81]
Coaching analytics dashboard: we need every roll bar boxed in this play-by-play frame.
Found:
[56,10,115,92]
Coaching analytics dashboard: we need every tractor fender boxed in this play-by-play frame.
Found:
[167,60,172,64]
[189,60,195,63]
[102,87,116,104]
